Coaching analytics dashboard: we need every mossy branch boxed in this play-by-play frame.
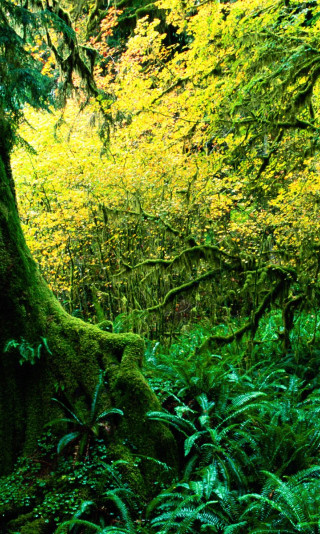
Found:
[136,3,156,17]
[121,245,240,273]
[85,0,104,37]
[280,294,305,351]
[143,268,222,313]
[240,265,297,280]
[116,1,156,23]
[256,129,284,180]
[139,205,182,236]
[102,204,182,237]
[151,78,188,104]
[234,117,320,132]
[198,280,284,353]
[135,78,190,117]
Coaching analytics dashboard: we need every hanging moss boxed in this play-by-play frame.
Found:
[144,268,220,313]
[198,279,286,353]
[280,294,305,352]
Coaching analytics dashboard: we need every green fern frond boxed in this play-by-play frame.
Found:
[175,501,220,533]
[260,471,308,524]
[184,431,206,456]
[224,521,248,533]
[240,492,297,524]
[146,411,197,436]
[104,491,134,534]
[51,398,83,426]
[231,392,268,409]
[57,431,81,454]
[134,454,173,472]
[147,491,186,517]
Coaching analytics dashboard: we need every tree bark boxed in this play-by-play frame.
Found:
[0,155,177,493]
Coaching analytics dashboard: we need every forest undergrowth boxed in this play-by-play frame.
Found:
[1,312,320,533]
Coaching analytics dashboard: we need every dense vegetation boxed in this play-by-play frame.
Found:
[1,0,320,532]
[2,321,320,532]
[12,0,320,344]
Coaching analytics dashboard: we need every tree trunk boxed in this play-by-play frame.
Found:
[0,155,177,492]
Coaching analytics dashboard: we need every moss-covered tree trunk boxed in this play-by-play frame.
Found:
[0,155,176,491]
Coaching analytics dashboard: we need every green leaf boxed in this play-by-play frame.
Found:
[51,398,83,425]
[147,411,197,436]
[96,408,124,422]
[57,431,80,454]
[184,431,206,456]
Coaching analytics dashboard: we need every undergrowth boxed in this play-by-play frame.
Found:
[1,311,320,533]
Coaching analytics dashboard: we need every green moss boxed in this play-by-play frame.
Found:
[7,512,34,530]
[20,518,47,534]
[108,344,178,494]
[97,320,113,332]
[107,442,147,498]
[5,512,51,534]
[7,513,48,533]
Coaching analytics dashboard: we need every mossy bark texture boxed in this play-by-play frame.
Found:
[0,157,177,493]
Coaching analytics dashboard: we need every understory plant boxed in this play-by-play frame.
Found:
[141,321,320,532]
[2,319,320,533]
[47,372,123,459]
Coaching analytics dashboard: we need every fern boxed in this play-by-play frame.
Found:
[241,468,320,532]
[47,373,123,459]
[146,411,197,437]
[4,336,52,365]
[150,494,222,534]
[142,323,320,533]
[103,491,135,534]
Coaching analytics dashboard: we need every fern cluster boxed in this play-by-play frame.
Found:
[2,319,320,533]
[142,322,320,533]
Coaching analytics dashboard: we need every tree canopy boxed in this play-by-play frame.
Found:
[10,0,320,347]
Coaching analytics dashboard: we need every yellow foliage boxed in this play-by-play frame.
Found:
[12,0,320,322]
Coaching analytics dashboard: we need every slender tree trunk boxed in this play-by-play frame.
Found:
[0,155,177,491]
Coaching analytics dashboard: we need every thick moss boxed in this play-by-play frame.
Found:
[107,342,178,493]
[97,319,113,332]
[20,518,48,534]
[6,513,33,531]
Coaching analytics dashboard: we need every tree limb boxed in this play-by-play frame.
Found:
[121,245,241,273]
[197,280,284,353]
[144,268,222,313]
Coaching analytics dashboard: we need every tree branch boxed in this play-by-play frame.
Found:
[197,280,284,353]
[144,268,222,313]
[234,117,320,132]
[121,245,241,273]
